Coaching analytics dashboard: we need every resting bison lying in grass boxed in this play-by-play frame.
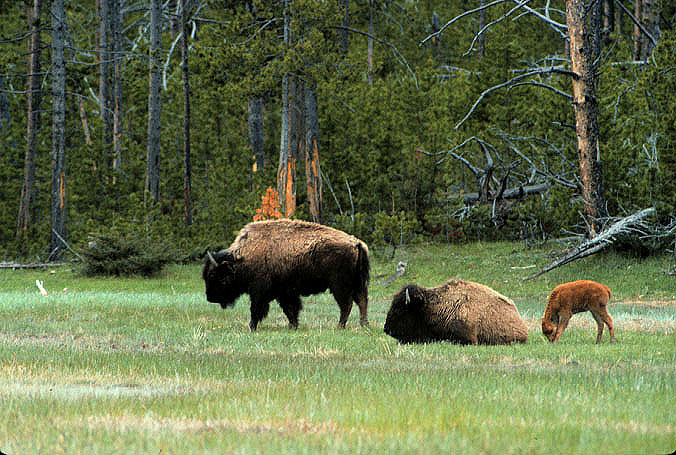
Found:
[384,279,528,345]
[202,219,370,331]
[542,280,615,344]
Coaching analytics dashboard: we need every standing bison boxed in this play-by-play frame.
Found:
[202,219,370,331]
[384,279,528,345]
[542,280,615,343]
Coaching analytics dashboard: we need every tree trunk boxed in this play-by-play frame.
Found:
[99,0,113,167]
[277,0,298,217]
[17,0,42,239]
[341,0,349,53]
[248,97,265,172]
[181,0,193,226]
[478,0,486,59]
[566,0,606,237]
[640,0,660,60]
[602,0,614,38]
[146,0,162,204]
[50,0,67,257]
[632,0,641,61]
[367,0,374,84]
[0,75,9,131]
[111,0,123,172]
[304,87,322,223]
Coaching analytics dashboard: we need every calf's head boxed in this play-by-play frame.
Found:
[202,251,242,307]
[384,285,429,343]
[541,317,556,342]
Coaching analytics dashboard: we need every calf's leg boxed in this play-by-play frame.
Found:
[600,307,615,343]
[552,311,572,343]
[591,310,605,344]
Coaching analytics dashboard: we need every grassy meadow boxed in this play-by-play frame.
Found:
[1,241,675,454]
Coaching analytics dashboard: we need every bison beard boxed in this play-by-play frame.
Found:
[202,220,370,331]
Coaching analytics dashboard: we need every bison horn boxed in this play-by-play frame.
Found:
[405,288,410,305]
[207,251,218,267]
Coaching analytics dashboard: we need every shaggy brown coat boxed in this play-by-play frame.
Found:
[202,219,370,331]
[542,280,615,343]
[384,279,528,345]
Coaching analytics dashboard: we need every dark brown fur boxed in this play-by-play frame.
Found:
[384,279,528,345]
[542,280,615,343]
[202,219,370,331]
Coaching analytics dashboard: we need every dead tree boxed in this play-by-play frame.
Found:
[523,207,656,280]
[145,0,163,204]
[17,0,42,239]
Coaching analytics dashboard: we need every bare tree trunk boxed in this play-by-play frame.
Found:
[79,98,92,145]
[341,0,349,53]
[304,87,322,223]
[640,0,660,60]
[248,97,264,172]
[50,0,67,257]
[367,0,374,84]
[602,0,614,37]
[181,0,193,226]
[146,0,162,204]
[18,0,42,239]
[111,0,123,172]
[566,0,606,237]
[99,0,113,167]
[478,0,486,59]
[277,0,297,217]
[632,0,641,60]
[0,75,9,131]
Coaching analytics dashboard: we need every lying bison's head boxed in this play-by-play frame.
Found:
[202,251,244,308]
[384,285,432,344]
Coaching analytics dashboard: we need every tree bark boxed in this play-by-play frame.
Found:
[304,87,322,223]
[367,0,374,84]
[111,0,123,172]
[341,0,349,53]
[478,0,486,59]
[99,0,113,167]
[248,97,265,172]
[17,0,42,239]
[640,0,660,60]
[566,0,606,237]
[0,75,9,131]
[146,0,163,204]
[632,0,641,60]
[50,0,67,257]
[181,0,193,226]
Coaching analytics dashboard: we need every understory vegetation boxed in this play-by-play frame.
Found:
[1,242,674,454]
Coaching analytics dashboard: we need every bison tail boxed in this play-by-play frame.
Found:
[357,242,370,286]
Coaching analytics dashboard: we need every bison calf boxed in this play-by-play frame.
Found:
[384,279,528,345]
[202,219,370,331]
[542,280,615,344]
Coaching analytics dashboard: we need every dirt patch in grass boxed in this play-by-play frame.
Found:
[85,415,338,436]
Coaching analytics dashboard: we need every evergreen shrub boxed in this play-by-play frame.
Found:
[81,232,174,277]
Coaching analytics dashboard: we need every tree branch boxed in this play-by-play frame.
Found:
[613,0,657,48]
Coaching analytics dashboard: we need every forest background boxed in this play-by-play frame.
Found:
[1,0,675,262]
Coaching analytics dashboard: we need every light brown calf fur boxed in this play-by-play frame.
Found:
[542,280,615,344]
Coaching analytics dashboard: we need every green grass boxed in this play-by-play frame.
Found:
[1,242,675,454]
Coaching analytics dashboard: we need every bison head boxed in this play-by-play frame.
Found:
[541,317,557,342]
[202,250,244,308]
[384,285,430,343]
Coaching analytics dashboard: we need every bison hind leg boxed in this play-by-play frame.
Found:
[353,288,369,327]
[278,295,303,329]
[331,288,353,329]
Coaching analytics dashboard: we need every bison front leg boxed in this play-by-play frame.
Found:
[552,311,572,343]
[278,295,302,329]
[249,298,271,332]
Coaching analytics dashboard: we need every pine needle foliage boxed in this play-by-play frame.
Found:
[81,232,174,277]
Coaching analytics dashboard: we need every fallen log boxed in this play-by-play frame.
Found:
[522,207,656,281]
